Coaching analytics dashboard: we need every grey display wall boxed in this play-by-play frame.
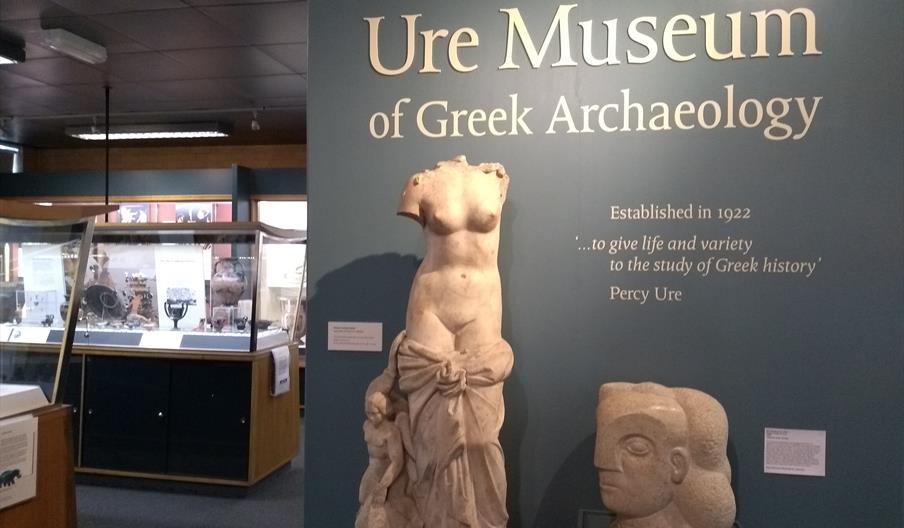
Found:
[306,1,903,526]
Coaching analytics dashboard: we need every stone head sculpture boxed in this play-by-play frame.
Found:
[595,382,736,528]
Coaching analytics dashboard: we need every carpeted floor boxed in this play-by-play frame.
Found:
[76,422,305,528]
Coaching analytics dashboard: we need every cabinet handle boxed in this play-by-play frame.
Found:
[73,408,79,414]
[157,411,165,418]
[87,409,94,415]
[240,417,247,425]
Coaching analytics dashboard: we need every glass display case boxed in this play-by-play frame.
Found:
[0,201,112,417]
[68,222,305,353]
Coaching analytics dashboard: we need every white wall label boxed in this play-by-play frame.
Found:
[764,427,826,477]
[328,321,383,352]
[0,414,38,510]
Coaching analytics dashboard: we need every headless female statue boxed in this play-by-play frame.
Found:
[364,156,513,528]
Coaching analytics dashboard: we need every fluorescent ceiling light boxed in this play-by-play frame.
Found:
[66,123,231,141]
[0,40,25,65]
[43,28,107,64]
[0,144,19,153]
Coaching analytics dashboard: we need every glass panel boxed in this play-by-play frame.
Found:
[75,224,303,351]
[257,200,307,230]
[0,222,88,401]
[73,226,291,352]
[257,201,307,343]
[258,231,305,346]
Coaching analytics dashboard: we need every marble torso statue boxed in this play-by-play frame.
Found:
[595,382,736,528]
[358,156,512,528]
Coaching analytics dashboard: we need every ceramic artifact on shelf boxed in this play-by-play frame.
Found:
[210,258,246,332]
[360,156,513,528]
[595,382,736,528]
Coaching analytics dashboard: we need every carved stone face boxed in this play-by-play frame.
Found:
[595,386,689,519]
[366,393,388,425]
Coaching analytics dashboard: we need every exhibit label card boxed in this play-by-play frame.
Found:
[764,427,826,477]
[328,322,383,352]
[0,414,38,510]
[271,346,292,396]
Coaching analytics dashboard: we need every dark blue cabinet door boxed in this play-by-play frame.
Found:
[82,356,170,473]
[61,356,83,461]
[167,360,251,480]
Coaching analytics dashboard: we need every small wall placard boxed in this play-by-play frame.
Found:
[764,427,826,477]
[327,322,383,352]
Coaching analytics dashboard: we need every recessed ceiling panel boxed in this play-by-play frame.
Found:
[164,47,292,78]
[105,51,190,82]
[140,78,247,101]
[50,0,188,15]
[92,8,246,50]
[0,1,73,22]
[3,85,104,114]
[258,43,306,74]
[226,74,305,101]
[0,69,46,88]
[199,2,306,45]
[8,56,110,84]
[184,0,294,5]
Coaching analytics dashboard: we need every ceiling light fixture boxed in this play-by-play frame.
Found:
[42,28,107,64]
[65,122,231,141]
[0,40,25,65]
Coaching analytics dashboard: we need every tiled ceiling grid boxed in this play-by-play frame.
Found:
[0,0,308,147]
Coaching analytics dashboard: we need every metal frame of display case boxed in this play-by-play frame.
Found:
[0,200,115,406]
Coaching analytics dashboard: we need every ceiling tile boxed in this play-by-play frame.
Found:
[105,51,189,82]
[62,82,164,112]
[140,78,247,101]
[3,85,105,114]
[0,68,46,88]
[164,46,291,78]
[50,0,188,15]
[92,8,246,50]
[8,56,111,84]
[200,2,306,45]
[253,97,305,108]
[226,74,305,101]
[0,99,57,117]
[0,1,73,21]
[258,43,306,74]
[184,0,294,5]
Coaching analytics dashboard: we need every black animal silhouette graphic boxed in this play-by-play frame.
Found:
[0,469,21,487]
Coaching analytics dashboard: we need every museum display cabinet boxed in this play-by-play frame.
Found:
[5,221,306,486]
[0,200,108,417]
[0,200,114,528]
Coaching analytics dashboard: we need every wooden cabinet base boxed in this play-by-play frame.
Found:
[73,347,300,485]
[0,405,76,528]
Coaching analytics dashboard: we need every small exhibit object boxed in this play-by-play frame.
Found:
[0,385,49,420]
[763,427,826,477]
[0,414,38,510]
[271,346,291,396]
[328,321,382,352]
